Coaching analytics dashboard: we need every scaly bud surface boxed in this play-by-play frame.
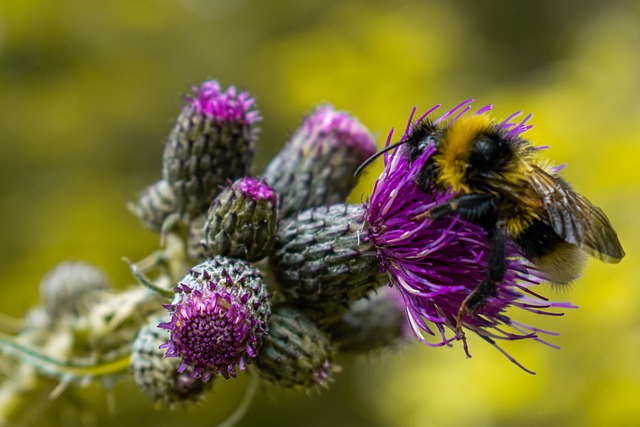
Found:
[271,204,387,323]
[256,305,338,391]
[201,177,278,261]
[163,81,260,219]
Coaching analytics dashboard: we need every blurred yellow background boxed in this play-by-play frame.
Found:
[0,0,638,426]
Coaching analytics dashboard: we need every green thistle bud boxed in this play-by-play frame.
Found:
[255,305,339,391]
[263,105,376,218]
[39,261,110,319]
[270,204,387,322]
[200,177,278,262]
[131,317,211,406]
[162,81,260,219]
[127,179,176,233]
[327,287,407,354]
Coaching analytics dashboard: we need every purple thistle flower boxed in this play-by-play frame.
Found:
[364,101,576,373]
[236,176,278,206]
[187,81,261,124]
[297,104,375,153]
[159,256,270,381]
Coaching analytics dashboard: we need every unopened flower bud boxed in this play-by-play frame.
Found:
[201,177,278,261]
[128,180,176,233]
[39,261,110,319]
[263,105,376,218]
[327,287,407,354]
[159,256,271,380]
[131,317,212,406]
[163,81,260,219]
[255,305,338,391]
[270,204,387,323]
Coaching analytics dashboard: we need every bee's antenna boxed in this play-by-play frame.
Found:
[354,140,407,177]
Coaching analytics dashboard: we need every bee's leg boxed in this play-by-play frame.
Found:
[411,194,507,334]
[456,218,507,332]
[413,194,497,229]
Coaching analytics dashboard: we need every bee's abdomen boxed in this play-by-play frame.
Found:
[513,218,586,284]
[512,219,564,258]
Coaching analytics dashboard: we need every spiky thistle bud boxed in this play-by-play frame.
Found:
[270,204,387,323]
[263,105,376,218]
[39,261,110,319]
[159,256,271,380]
[255,305,339,391]
[127,180,176,233]
[131,317,211,406]
[327,287,407,355]
[200,177,278,262]
[162,81,260,219]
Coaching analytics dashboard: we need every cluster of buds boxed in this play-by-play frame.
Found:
[127,81,407,400]
[0,80,576,424]
[126,82,574,404]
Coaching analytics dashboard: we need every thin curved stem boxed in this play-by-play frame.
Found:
[216,374,260,427]
[122,257,174,299]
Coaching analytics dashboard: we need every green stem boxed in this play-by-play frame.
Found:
[216,374,260,427]
[0,331,130,379]
[122,257,174,299]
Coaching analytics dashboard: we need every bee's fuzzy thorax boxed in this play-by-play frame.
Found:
[433,114,550,197]
[433,114,493,192]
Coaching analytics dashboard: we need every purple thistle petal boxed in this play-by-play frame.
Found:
[433,99,474,124]
[186,81,261,124]
[236,177,278,205]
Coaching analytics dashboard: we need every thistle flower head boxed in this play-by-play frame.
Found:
[297,105,376,155]
[364,101,576,373]
[127,179,176,233]
[327,287,407,355]
[39,261,110,319]
[256,305,339,391]
[159,256,270,380]
[271,204,387,323]
[263,105,376,218]
[162,80,261,218]
[200,177,278,261]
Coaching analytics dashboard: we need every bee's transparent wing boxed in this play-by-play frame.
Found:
[526,167,625,263]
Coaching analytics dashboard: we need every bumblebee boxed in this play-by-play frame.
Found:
[361,112,625,324]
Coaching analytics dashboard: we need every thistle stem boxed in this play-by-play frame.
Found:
[122,257,174,299]
[216,374,259,427]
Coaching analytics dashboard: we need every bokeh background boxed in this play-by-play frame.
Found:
[1,0,639,426]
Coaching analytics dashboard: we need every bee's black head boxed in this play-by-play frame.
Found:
[353,119,440,178]
[406,120,440,163]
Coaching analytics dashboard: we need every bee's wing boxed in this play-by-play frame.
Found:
[526,167,625,263]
